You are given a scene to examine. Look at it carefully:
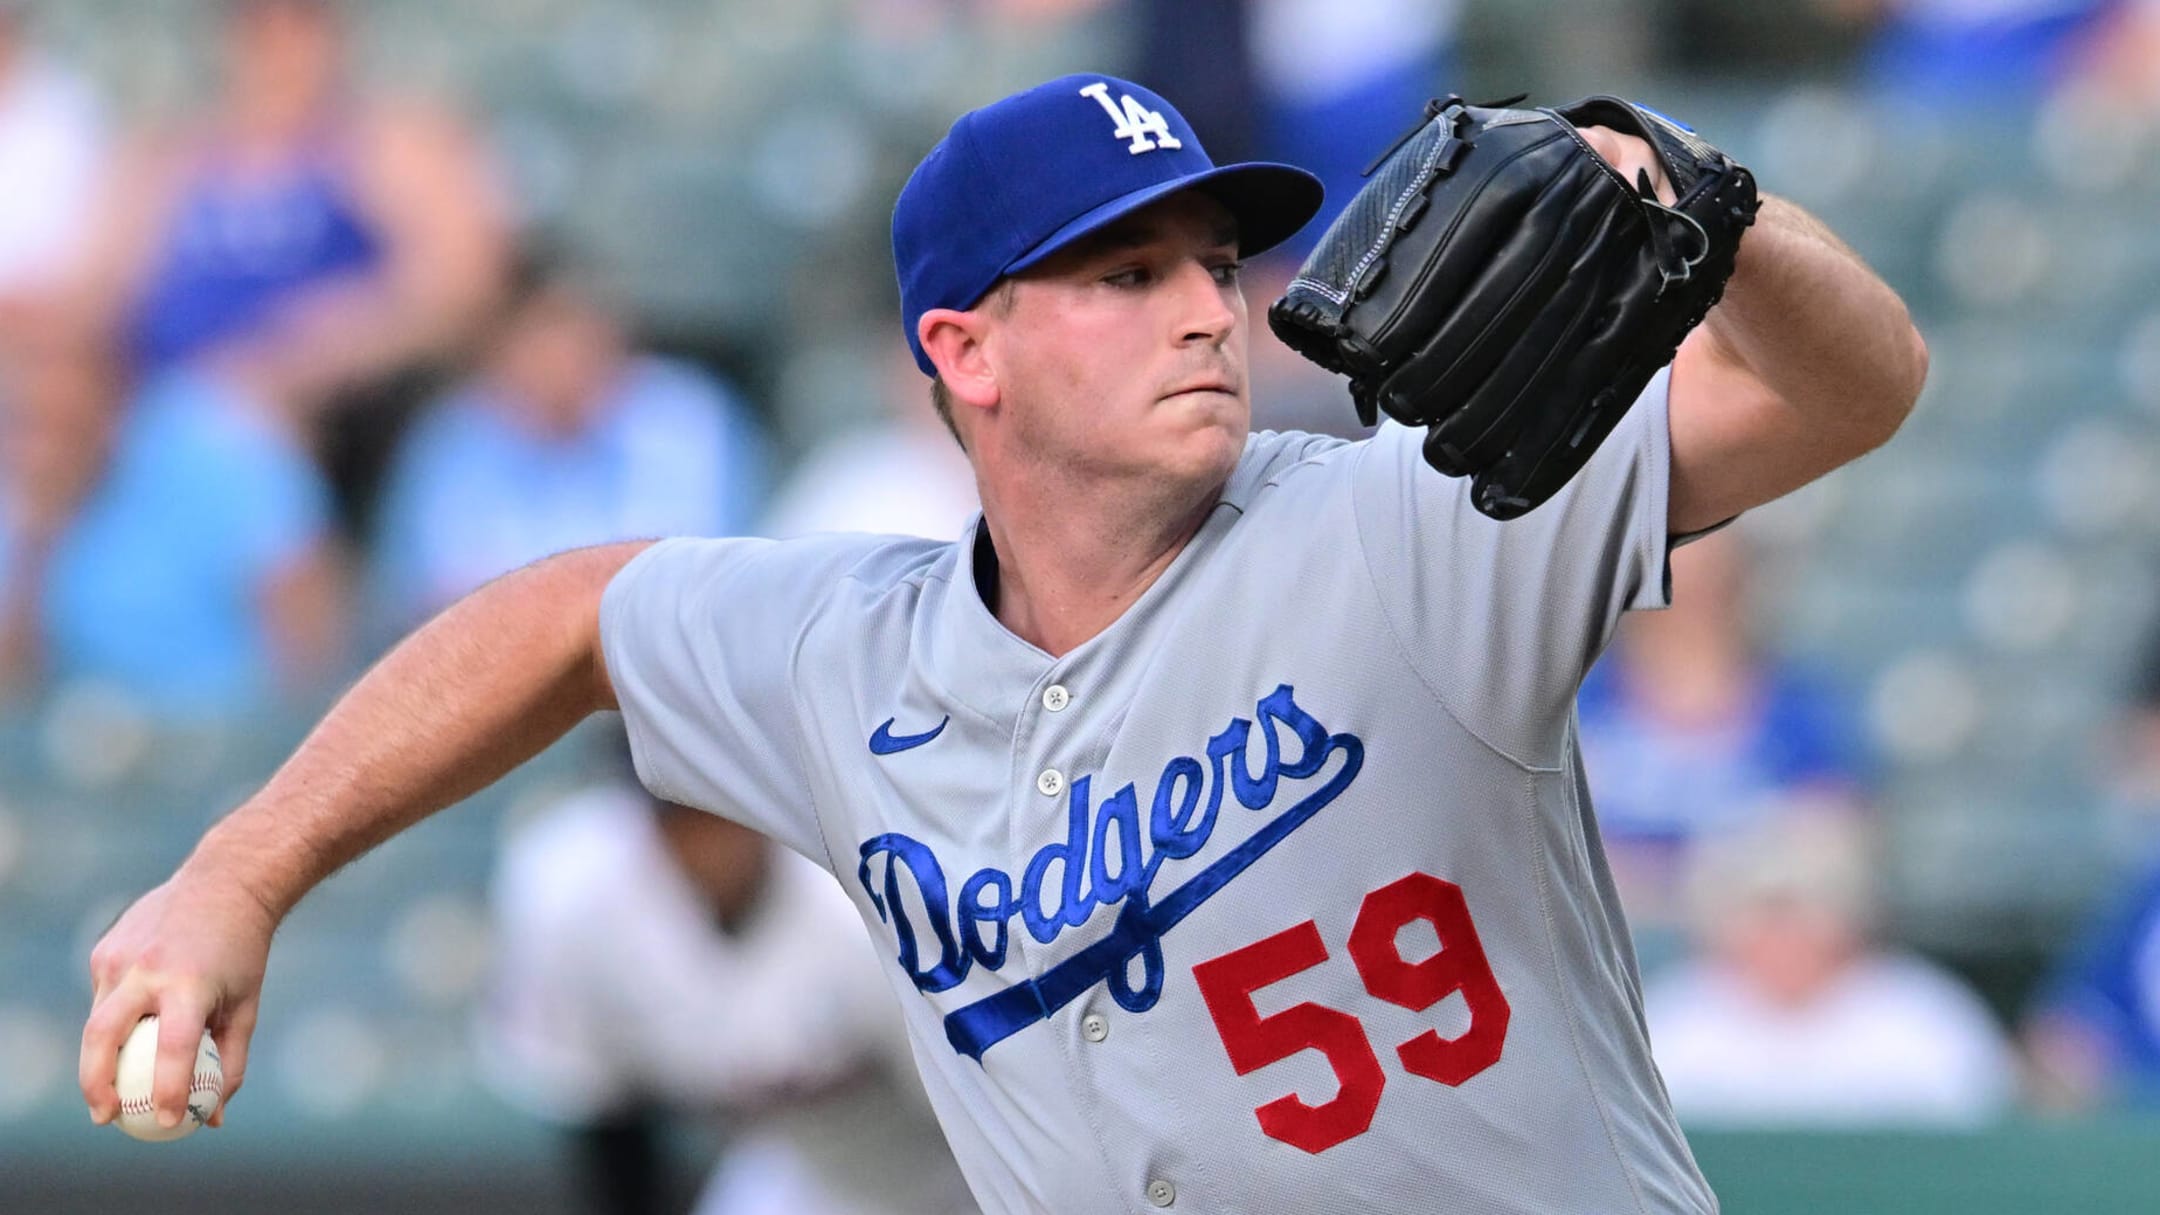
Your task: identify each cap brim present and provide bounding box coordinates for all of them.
[1004,161,1324,277]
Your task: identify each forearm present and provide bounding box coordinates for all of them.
[190,540,649,919]
[224,277,469,409]
[1701,194,1927,444]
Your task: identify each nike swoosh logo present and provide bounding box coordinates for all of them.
[870,716,949,755]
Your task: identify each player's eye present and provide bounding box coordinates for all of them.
[1103,266,1151,288]
[1211,261,1245,287]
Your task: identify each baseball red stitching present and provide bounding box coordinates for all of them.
[118,1072,220,1116]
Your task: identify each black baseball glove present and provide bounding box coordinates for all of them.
[1268,95,1759,520]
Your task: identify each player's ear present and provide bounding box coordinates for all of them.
[919,308,999,410]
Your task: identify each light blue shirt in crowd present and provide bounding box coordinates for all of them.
[11,369,330,715]
[371,355,768,627]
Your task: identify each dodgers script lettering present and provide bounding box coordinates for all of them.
[856,684,1364,1061]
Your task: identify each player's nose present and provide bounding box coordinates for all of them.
[1171,259,1237,347]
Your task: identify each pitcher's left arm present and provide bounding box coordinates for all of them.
[1663,194,1928,534]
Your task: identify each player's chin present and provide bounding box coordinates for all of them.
[1150,398,1246,477]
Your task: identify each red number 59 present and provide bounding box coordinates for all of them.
[1190,872,1511,1154]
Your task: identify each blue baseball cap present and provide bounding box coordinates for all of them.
[893,74,1324,376]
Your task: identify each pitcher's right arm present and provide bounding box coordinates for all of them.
[79,540,651,1133]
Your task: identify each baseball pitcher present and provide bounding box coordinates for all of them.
[81,74,1925,1214]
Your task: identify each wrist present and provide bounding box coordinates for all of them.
[1727,194,1780,282]
[1707,202,1793,344]
[184,808,316,925]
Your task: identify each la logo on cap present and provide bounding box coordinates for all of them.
[891,73,1322,377]
[1079,82,1182,155]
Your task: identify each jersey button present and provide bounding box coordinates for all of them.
[1081,1014,1109,1043]
[1145,1179,1176,1207]
[1042,684,1071,712]
[1036,769,1066,797]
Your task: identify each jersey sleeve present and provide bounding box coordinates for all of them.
[1351,367,1678,768]
[600,535,863,864]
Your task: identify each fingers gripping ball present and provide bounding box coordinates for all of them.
[114,1016,223,1142]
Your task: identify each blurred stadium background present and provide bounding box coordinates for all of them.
[8,0,2160,1211]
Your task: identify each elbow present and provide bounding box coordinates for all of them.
[1856,316,1929,454]
[1897,318,1931,421]
[563,540,653,715]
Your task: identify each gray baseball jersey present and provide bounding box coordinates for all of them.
[601,367,1716,1215]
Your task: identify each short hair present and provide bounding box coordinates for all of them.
[930,377,962,449]
[499,238,593,315]
[481,237,621,353]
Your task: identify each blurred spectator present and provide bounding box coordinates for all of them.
[482,760,976,1215]
[1664,0,1869,78]
[1090,0,1457,237]
[1820,0,2160,104]
[1245,0,1457,258]
[1644,811,2019,1128]
[0,325,105,699]
[1578,528,1866,939]
[2021,634,2160,1111]
[2022,862,2160,1112]
[370,248,768,629]
[64,0,509,522]
[0,331,342,715]
[0,7,107,323]
[762,341,978,542]
[2077,0,2160,102]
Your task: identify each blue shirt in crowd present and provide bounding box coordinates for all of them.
[371,355,767,626]
[2033,861,2160,1102]
[7,369,330,715]
[1576,658,1863,845]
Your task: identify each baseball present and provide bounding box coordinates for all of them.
[114,1016,223,1142]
